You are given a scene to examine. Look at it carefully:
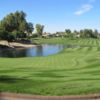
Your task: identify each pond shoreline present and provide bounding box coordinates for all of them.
[0,40,36,49]
[0,42,64,57]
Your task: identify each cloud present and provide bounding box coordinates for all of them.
[74,0,95,16]
[74,4,93,16]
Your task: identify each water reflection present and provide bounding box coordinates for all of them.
[0,44,65,58]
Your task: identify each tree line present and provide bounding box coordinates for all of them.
[55,29,99,39]
[0,11,99,41]
[0,11,44,41]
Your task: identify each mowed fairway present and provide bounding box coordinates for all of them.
[0,38,100,95]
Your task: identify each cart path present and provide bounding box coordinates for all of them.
[0,92,100,100]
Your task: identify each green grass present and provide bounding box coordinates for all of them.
[32,37,100,46]
[1,37,100,95]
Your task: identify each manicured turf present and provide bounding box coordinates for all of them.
[33,37,100,46]
[0,38,100,95]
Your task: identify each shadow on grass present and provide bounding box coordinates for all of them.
[33,72,69,78]
[0,75,25,83]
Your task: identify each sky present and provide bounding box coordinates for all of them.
[0,0,100,33]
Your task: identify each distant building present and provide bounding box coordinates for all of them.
[42,32,49,38]
[76,34,80,38]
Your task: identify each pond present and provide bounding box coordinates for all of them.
[0,44,78,58]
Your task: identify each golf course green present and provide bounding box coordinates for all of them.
[0,38,100,95]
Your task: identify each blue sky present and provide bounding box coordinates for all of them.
[0,0,100,33]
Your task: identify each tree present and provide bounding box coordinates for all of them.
[65,29,71,33]
[0,11,34,41]
[93,29,99,38]
[36,24,44,36]
[83,29,93,38]
[80,30,84,38]
[26,22,34,37]
[0,29,9,40]
[73,30,80,38]
[65,29,71,37]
